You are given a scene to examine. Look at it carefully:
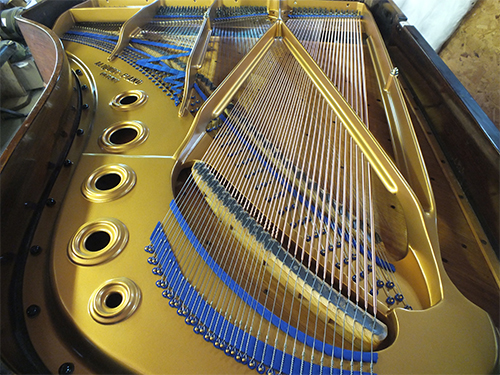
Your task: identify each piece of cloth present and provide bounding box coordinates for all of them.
[393,0,476,51]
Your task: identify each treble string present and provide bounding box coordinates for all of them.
[288,14,380,374]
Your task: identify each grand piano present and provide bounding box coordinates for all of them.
[1,1,498,374]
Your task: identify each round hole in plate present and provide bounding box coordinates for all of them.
[99,121,149,153]
[110,90,147,111]
[68,218,128,265]
[95,173,121,191]
[82,164,136,203]
[85,231,111,251]
[105,292,123,308]
[119,95,138,105]
[89,277,141,324]
[109,127,138,145]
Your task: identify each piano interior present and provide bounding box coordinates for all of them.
[1,1,498,374]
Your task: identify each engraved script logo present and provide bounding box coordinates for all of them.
[95,61,143,85]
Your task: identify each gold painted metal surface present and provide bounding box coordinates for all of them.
[12,1,499,375]
[110,89,149,111]
[178,1,216,117]
[68,217,129,265]
[70,7,143,23]
[98,121,150,153]
[89,277,142,324]
[108,0,160,62]
[81,163,137,202]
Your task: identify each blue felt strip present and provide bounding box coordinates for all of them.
[149,223,378,374]
[154,14,204,19]
[135,54,188,97]
[288,15,363,19]
[193,83,227,123]
[214,13,268,21]
[130,38,192,52]
[193,82,207,100]
[65,29,188,99]
[65,30,118,41]
[166,201,377,364]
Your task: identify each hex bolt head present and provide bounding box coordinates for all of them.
[30,246,42,256]
[26,305,41,318]
[58,363,74,374]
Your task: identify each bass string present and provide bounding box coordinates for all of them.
[305,18,344,369]
[289,20,348,290]
[328,16,351,369]
[353,17,372,313]
[298,16,370,365]
[348,15,368,310]
[232,46,304,359]
[353,16,380,369]
[314,16,339,372]
[319,18,348,369]
[240,38,322,362]
[336,17,356,370]
[201,48,285,327]
[268,18,346,370]
[184,48,278,294]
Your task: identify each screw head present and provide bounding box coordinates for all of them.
[75,69,82,76]
[30,246,42,256]
[63,159,73,167]
[26,304,41,318]
[46,198,56,207]
[82,103,89,110]
[58,363,74,374]
[81,84,88,90]
[76,129,84,136]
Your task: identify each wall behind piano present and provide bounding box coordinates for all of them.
[394,0,499,129]
[439,0,500,130]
